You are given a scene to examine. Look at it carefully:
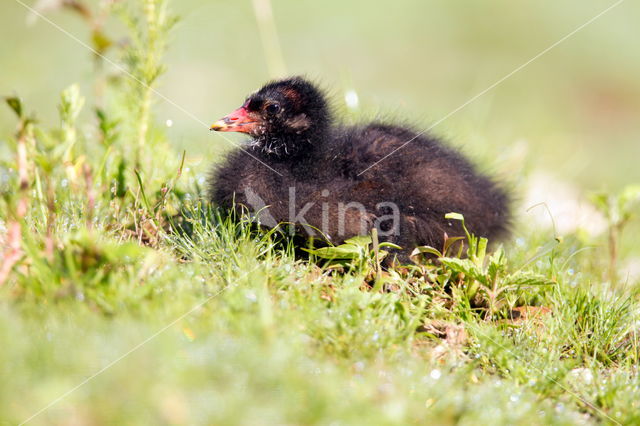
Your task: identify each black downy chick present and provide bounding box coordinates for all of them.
[209,77,510,261]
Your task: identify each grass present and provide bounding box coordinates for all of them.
[1,1,640,424]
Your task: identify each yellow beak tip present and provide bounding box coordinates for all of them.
[210,120,226,131]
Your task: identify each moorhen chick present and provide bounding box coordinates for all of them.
[209,77,510,261]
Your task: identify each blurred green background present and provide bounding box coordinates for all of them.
[1,0,639,190]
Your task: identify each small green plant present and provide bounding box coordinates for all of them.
[115,0,179,167]
[303,230,401,289]
[590,185,640,284]
[0,0,183,288]
[411,213,555,319]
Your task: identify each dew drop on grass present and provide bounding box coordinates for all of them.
[344,90,359,109]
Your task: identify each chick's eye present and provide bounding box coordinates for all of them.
[265,103,281,115]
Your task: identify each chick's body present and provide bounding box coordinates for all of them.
[210,77,510,258]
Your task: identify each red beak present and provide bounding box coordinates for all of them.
[210,105,259,133]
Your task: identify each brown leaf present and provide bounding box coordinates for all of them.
[418,320,468,347]
[508,306,552,322]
